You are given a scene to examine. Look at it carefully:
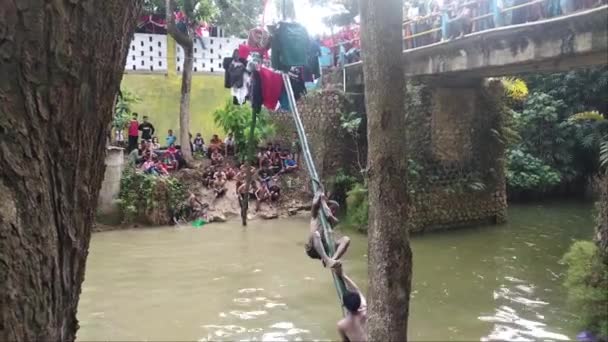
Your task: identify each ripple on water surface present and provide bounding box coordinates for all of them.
[78,203,593,341]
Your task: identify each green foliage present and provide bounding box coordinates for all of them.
[329,168,358,205]
[143,0,217,22]
[340,111,362,136]
[601,139,608,171]
[501,77,529,103]
[506,149,561,191]
[524,66,608,116]
[118,169,186,223]
[513,92,579,182]
[570,111,606,123]
[344,183,368,233]
[340,111,365,171]
[312,0,360,27]
[215,0,264,38]
[114,89,140,130]
[561,241,608,337]
[504,68,608,195]
[213,99,276,161]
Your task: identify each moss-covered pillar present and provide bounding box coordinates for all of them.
[405,77,507,232]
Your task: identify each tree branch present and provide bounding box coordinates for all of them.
[166,0,193,47]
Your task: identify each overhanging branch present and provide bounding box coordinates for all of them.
[166,0,193,47]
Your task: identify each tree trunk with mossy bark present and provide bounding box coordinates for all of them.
[166,0,194,162]
[360,0,413,340]
[0,1,141,340]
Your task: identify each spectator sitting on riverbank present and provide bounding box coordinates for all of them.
[128,142,144,168]
[281,153,298,174]
[213,169,227,198]
[166,129,177,147]
[258,166,272,189]
[208,134,223,158]
[255,181,270,211]
[268,177,281,202]
[202,166,215,188]
[224,133,236,156]
[151,137,161,150]
[193,133,205,154]
[211,148,224,165]
[225,164,237,180]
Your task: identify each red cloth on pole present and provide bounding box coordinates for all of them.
[259,67,283,111]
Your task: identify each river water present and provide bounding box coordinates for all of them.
[78,201,594,341]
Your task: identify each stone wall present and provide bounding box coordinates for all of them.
[277,75,507,232]
[271,90,363,183]
[405,77,507,232]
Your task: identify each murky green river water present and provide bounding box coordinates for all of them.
[78,201,594,341]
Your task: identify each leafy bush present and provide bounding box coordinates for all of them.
[501,77,529,103]
[117,169,186,224]
[213,99,276,161]
[506,149,561,191]
[114,89,140,130]
[329,168,359,206]
[561,241,608,338]
[345,183,369,233]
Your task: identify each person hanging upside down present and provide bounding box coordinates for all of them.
[305,189,350,269]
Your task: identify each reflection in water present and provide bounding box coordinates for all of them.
[78,202,593,341]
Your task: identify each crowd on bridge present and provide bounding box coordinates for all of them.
[403,0,606,49]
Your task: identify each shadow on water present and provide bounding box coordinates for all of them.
[78,200,594,341]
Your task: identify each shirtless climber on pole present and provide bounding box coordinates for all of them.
[334,263,368,342]
[305,186,350,269]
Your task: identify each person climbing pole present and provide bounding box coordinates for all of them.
[304,187,351,269]
[334,264,368,342]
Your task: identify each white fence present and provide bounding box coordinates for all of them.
[124,33,246,74]
[176,36,246,73]
[125,33,168,72]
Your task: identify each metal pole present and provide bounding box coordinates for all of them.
[282,73,347,314]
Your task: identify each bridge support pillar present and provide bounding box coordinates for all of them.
[405,77,507,232]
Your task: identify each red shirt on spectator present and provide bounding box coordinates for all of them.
[128,119,139,137]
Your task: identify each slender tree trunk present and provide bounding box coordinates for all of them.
[360,0,412,341]
[0,1,140,341]
[166,0,194,162]
[180,44,194,160]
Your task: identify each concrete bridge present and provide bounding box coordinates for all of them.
[330,5,608,232]
[345,6,608,91]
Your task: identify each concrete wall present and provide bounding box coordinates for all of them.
[97,147,125,224]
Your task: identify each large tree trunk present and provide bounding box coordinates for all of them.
[179,44,194,160]
[360,0,412,341]
[0,1,140,341]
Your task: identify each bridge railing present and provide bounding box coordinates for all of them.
[402,0,604,50]
[326,0,604,69]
